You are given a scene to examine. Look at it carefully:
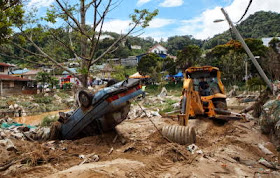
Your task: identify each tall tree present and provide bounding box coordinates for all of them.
[0,0,24,44]
[176,45,202,70]
[8,0,158,87]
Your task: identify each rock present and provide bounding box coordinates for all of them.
[0,130,7,139]
[172,102,180,109]
[158,87,168,98]
[54,94,62,103]
[11,132,24,139]
[32,103,40,108]
[44,93,49,97]
[0,139,17,151]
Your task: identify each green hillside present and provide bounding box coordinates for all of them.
[203,11,280,49]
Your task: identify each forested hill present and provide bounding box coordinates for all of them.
[203,11,280,49]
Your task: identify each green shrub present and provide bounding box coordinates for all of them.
[40,115,58,127]
[34,96,53,104]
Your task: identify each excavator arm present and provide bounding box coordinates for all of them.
[178,78,204,126]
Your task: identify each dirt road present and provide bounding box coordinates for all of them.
[1,99,279,177]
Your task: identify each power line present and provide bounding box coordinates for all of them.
[236,0,253,24]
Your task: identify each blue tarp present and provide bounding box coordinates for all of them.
[173,72,183,78]
[62,68,77,75]
[10,69,30,75]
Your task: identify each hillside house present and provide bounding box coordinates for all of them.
[0,63,36,95]
[148,44,168,54]
[0,63,14,74]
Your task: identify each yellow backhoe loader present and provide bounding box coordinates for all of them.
[162,66,244,144]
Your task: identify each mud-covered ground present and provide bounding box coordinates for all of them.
[0,96,279,178]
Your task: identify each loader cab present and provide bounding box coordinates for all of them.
[185,66,226,96]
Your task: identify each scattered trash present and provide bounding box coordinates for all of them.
[196,150,203,154]
[258,158,279,169]
[108,147,114,155]
[89,154,99,162]
[79,155,85,159]
[172,102,180,109]
[158,87,168,98]
[187,144,198,154]
[79,153,100,165]
[258,143,273,155]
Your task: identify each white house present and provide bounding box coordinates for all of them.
[148,44,167,54]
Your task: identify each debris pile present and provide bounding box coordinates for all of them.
[127,104,161,120]
[259,98,280,147]
[0,117,51,145]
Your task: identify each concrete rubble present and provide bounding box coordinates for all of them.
[127,104,161,119]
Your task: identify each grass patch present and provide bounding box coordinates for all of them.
[40,115,58,127]
[146,82,183,96]
[34,96,53,104]
[56,92,71,99]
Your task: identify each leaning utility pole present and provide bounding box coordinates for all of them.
[220,8,273,91]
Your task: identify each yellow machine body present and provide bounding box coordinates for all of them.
[179,66,228,125]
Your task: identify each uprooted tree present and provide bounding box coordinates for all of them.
[5,0,158,87]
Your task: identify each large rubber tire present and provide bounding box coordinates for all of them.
[78,90,93,108]
[162,125,196,145]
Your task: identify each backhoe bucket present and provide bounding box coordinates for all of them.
[162,125,196,145]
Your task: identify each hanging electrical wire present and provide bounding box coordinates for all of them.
[235,0,253,24]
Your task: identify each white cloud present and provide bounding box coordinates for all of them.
[27,0,55,8]
[101,19,131,33]
[137,0,152,6]
[176,0,280,39]
[159,0,184,7]
[148,18,175,28]
[141,31,169,41]
[99,18,174,35]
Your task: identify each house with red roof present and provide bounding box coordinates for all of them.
[148,44,168,54]
[0,63,36,95]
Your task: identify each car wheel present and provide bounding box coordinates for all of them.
[78,90,92,108]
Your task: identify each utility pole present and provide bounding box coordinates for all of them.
[220,8,273,91]
[245,58,248,87]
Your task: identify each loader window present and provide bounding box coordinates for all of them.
[189,71,221,95]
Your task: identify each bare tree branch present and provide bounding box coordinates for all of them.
[89,0,112,59]
[56,0,92,40]
[10,41,45,58]
[0,52,41,65]
[22,34,78,78]
[91,13,145,65]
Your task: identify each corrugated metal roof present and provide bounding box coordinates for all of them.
[11,69,30,75]
[62,68,77,75]
[0,63,14,67]
[0,74,31,81]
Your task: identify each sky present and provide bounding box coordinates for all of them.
[26,0,280,41]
